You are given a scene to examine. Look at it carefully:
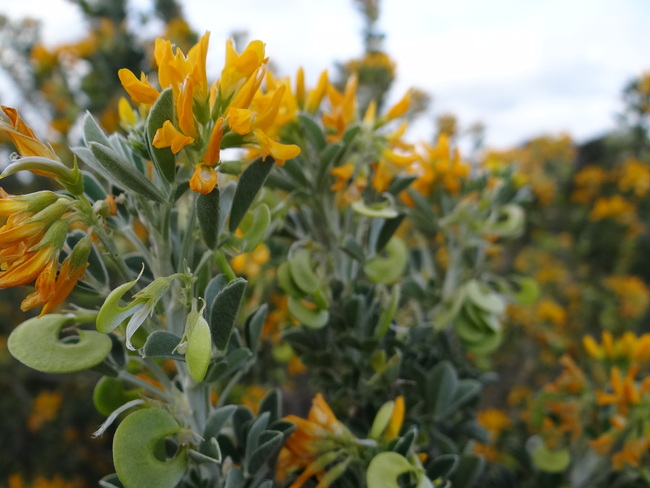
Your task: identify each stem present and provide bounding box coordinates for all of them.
[118,370,174,403]
[216,367,249,408]
[178,193,198,273]
[215,251,237,281]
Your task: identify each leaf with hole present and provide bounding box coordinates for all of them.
[113,409,187,488]
[8,314,112,373]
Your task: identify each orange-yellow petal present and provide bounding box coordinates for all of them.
[384,395,405,440]
[228,107,253,135]
[118,69,160,105]
[189,163,218,194]
[152,120,194,154]
[0,106,58,159]
[203,117,226,166]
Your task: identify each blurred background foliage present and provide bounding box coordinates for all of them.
[2,0,650,487]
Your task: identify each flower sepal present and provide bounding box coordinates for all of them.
[1,156,84,195]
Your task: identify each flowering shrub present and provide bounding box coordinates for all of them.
[0,26,534,487]
[3,4,650,488]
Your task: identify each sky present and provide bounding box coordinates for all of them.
[2,0,650,149]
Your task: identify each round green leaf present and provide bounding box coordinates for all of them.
[364,237,408,284]
[93,376,142,417]
[8,314,112,373]
[288,296,329,329]
[288,249,320,295]
[367,452,415,487]
[113,409,187,488]
[531,444,570,473]
[464,280,505,315]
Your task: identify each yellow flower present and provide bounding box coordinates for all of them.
[27,390,63,432]
[322,74,357,142]
[155,32,210,101]
[603,275,650,319]
[21,236,91,316]
[219,39,267,104]
[152,120,194,154]
[477,409,511,440]
[279,394,352,487]
[118,97,137,126]
[117,69,160,105]
[252,128,300,163]
[381,90,411,123]
[0,106,58,159]
[536,299,567,327]
[304,70,329,114]
[383,395,405,441]
[189,163,218,195]
[589,195,636,223]
[617,157,650,198]
[330,163,355,192]
[595,366,642,416]
[611,438,650,470]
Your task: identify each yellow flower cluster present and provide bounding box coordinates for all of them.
[583,331,650,362]
[118,34,301,194]
[603,275,650,319]
[27,390,63,432]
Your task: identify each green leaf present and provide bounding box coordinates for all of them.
[204,405,238,440]
[449,454,485,488]
[316,143,343,184]
[8,314,112,373]
[209,278,247,350]
[364,237,408,284]
[224,347,253,375]
[387,175,417,195]
[229,157,275,232]
[204,274,228,319]
[246,430,284,475]
[224,467,245,488]
[352,200,399,219]
[375,285,400,338]
[288,249,320,295]
[426,454,459,481]
[428,361,458,419]
[442,380,482,417]
[197,186,220,248]
[90,143,166,202]
[394,426,418,456]
[93,377,141,417]
[369,400,395,440]
[511,276,540,306]
[245,412,270,454]
[113,409,187,488]
[299,113,326,151]
[366,452,415,487]
[83,112,111,147]
[288,297,329,329]
[531,443,571,473]
[258,389,281,422]
[277,262,305,298]
[464,280,505,315]
[244,304,268,353]
[142,331,184,361]
[375,214,406,253]
[82,171,107,202]
[231,203,271,252]
[146,88,176,183]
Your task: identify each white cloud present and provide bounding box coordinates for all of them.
[2,0,650,148]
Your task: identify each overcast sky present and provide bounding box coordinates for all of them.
[2,0,650,149]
